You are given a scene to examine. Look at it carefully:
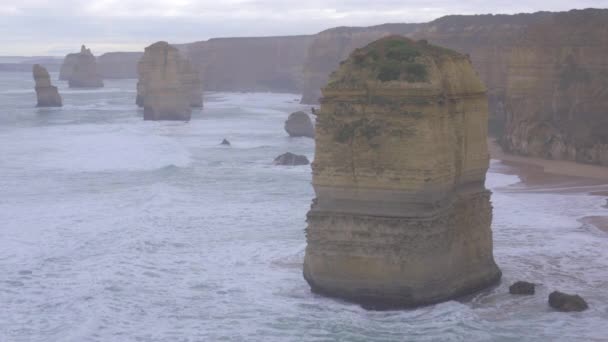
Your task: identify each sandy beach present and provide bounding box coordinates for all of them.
[489,139,608,233]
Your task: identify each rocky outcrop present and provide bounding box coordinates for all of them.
[136,42,195,121]
[285,111,315,138]
[32,64,62,107]
[181,35,314,93]
[60,45,104,88]
[303,37,501,308]
[97,52,143,79]
[509,281,535,295]
[274,152,309,166]
[548,291,589,312]
[502,9,608,166]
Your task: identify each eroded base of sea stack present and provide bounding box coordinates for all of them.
[304,188,501,308]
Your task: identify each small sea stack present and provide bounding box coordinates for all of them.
[303,36,501,308]
[32,64,62,107]
[549,291,589,312]
[60,45,104,88]
[136,41,203,120]
[285,111,315,138]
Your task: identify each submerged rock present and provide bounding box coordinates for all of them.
[32,64,62,107]
[274,152,309,166]
[285,111,315,138]
[136,41,202,116]
[62,45,104,88]
[136,42,194,121]
[303,36,501,308]
[221,139,231,146]
[548,291,589,312]
[509,281,535,295]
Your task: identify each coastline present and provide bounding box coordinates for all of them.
[488,138,608,233]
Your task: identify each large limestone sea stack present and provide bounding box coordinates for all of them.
[60,45,104,88]
[32,64,62,107]
[303,36,501,308]
[136,42,203,120]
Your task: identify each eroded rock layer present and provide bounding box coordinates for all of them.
[304,37,501,308]
[32,64,62,107]
[502,9,608,165]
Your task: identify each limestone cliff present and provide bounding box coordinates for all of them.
[299,14,546,135]
[61,45,104,88]
[136,42,194,121]
[502,9,608,166]
[32,64,62,107]
[97,52,143,79]
[181,35,314,93]
[304,37,501,308]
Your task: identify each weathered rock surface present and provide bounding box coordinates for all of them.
[509,281,535,295]
[548,291,589,312]
[274,152,309,166]
[303,37,501,308]
[97,52,143,79]
[60,45,104,88]
[502,9,608,166]
[136,42,202,121]
[285,111,315,138]
[32,64,62,107]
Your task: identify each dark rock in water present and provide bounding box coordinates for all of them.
[509,281,535,295]
[285,111,315,138]
[274,152,309,166]
[221,139,231,146]
[548,291,588,312]
[32,64,62,107]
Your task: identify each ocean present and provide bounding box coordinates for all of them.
[1,71,607,341]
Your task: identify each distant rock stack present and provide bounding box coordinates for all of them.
[60,45,104,88]
[32,64,62,107]
[303,36,501,308]
[136,41,203,120]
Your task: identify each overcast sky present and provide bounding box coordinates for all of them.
[0,0,606,55]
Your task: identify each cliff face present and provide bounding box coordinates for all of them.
[304,37,501,308]
[137,42,196,121]
[299,14,546,134]
[32,64,62,107]
[502,9,608,166]
[181,35,314,93]
[61,45,104,88]
[97,52,143,79]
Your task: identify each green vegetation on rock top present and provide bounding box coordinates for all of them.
[328,36,464,88]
